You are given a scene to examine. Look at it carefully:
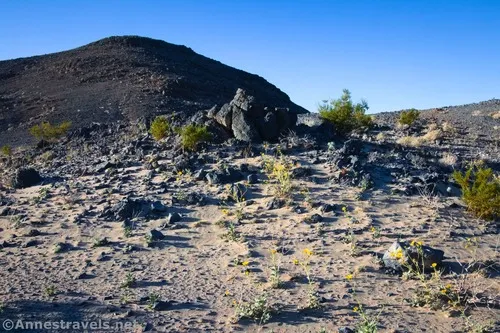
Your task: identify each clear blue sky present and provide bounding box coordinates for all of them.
[0,1,499,113]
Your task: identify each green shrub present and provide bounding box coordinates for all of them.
[29,121,71,141]
[319,89,373,136]
[1,145,12,156]
[150,116,171,141]
[176,124,211,151]
[399,109,420,126]
[453,165,500,220]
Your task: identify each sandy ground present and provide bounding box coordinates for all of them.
[0,149,498,333]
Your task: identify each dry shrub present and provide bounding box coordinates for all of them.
[490,111,500,119]
[422,129,442,142]
[397,136,421,147]
[441,121,456,133]
[397,130,442,147]
[439,153,458,166]
[375,132,385,141]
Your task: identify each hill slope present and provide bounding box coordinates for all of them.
[0,36,308,146]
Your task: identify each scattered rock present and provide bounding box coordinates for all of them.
[148,229,165,241]
[266,197,285,210]
[247,174,258,184]
[167,212,182,224]
[151,300,174,311]
[303,214,323,224]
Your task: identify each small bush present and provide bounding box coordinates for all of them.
[1,145,12,156]
[398,109,420,126]
[261,153,293,198]
[319,89,373,136]
[176,124,211,151]
[29,121,71,141]
[453,165,500,220]
[233,294,272,323]
[150,116,171,141]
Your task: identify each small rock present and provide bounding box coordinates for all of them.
[152,300,174,311]
[167,212,182,224]
[247,174,258,184]
[148,229,165,241]
[320,203,335,213]
[194,169,207,181]
[382,241,444,272]
[205,172,221,185]
[303,214,323,224]
[24,229,41,237]
[150,201,167,213]
[266,197,285,210]
[338,327,355,333]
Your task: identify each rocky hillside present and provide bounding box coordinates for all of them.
[0,36,307,146]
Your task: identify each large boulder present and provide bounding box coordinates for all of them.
[11,168,42,189]
[209,89,298,142]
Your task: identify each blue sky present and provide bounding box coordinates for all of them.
[0,1,499,113]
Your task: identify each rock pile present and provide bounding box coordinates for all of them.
[208,89,298,142]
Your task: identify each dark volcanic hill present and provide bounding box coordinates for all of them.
[0,36,308,146]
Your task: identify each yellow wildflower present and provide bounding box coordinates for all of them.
[242,261,250,267]
[224,290,230,296]
[345,274,353,281]
[410,240,423,247]
[370,226,376,232]
[353,306,359,312]
[303,248,313,256]
[293,258,299,265]
[270,249,277,255]
[431,263,437,268]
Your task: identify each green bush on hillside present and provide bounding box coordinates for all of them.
[150,116,171,141]
[1,145,12,157]
[319,89,373,136]
[176,124,211,151]
[453,165,500,220]
[29,121,71,141]
[398,109,420,126]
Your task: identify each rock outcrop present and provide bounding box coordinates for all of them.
[208,89,298,142]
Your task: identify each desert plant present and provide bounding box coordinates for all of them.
[1,145,12,157]
[150,116,170,141]
[29,121,71,141]
[176,124,211,151]
[120,272,136,288]
[453,165,500,220]
[233,294,272,324]
[319,89,373,136]
[221,222,242,242]
[296,248,320,309]
[44,285,57,297]
[398,109,420,126]
[268,249,282,289]
[147,292,161,310]
[261,152,294,198]
[91,237,110,248]
[353,304,381,333]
